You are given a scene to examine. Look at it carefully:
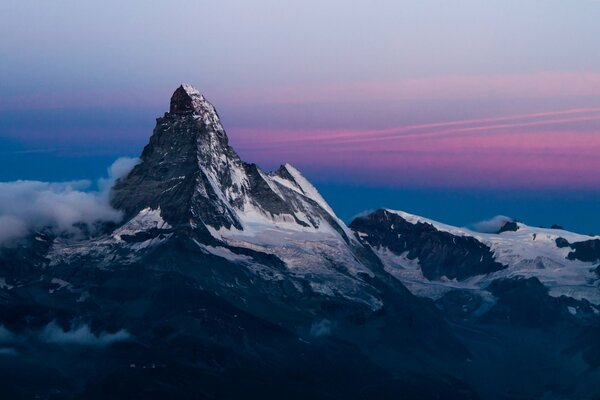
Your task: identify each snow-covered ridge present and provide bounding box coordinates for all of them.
[112,207,171,240]
[362,209,600,305]
[384,209,598,243]
[277,164,335,215]
[47,208,172,268]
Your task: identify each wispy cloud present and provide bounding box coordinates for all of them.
[230,103,600,188]
[470,216,515,233]
[233,107,600,145]
[309,319,336,337]
[0,322,131,348]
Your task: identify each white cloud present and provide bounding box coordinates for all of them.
[0,157,139,246]
[0,348,18,356]
[0,322,131,347]
[40,321,131,346]
[98,156,140,195]
[471,215,514,233]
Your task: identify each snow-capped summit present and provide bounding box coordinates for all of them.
[170,84,207,113]
[112,85,345,235]
[109,84,378,307]
[169,84,225,131]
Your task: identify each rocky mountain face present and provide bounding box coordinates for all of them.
[1,85,599,399]
[350,209,507,281]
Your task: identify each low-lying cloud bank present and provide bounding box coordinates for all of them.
[0,157,139,246]
[0,325,14,342]
[40,321,131,346]
[0,322,132,348]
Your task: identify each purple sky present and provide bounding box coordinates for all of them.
[223,73,600,188]
[1,0,600,231]
[3,72,599,189]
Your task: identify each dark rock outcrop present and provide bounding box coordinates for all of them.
[554,237,600,262]
[566,239,600,262]
[484,277,573,327]
[498,221,519,233]
[350,209,507,281]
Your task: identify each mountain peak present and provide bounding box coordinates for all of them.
[169,84,208,114]
[112,84,350,241]
[180,83,201,96]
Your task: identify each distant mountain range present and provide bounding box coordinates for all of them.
[0,85,599,399]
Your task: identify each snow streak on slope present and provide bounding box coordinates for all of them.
[48,207,173,268]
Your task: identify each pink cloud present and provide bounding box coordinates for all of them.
[4,71,600,190]
[230,107,600,145]
[230,104,600,189]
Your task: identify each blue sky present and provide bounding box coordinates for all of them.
[1,0,600,232]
